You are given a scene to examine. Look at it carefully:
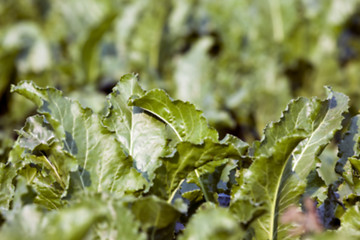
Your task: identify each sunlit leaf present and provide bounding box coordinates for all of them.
[130,88,218,143]
[231,89,348,240]
[102,74,167,182]
[292,88,349,180]
[151,139,242,200]
[11,81,147,199]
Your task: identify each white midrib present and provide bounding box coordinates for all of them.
[79,126,89,190]
[163,114,183,203]
[269,118,326,238]
[269,157,288,240]
[42,153,64,188]
[129,111,134,157]
[142,108,185,203]
[138,103,206,204]
[142,109,183,142]
[292,107,331,174]
[129,79,134,156]
[272,104,334,238]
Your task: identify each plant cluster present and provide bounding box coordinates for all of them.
[1,74,360,239]
[2,1,360,239]
[2,0,360,151]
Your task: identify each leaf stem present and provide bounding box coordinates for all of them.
[195,169,210,202]
[41,153,65,188]
[151,211,161,240]
[168,179,185,204]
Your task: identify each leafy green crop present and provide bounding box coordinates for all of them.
[2,0,360,151]
[1,74,360,239]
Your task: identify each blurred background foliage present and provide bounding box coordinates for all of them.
[2,0,360,162]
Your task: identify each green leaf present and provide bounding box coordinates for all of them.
[186,134,248,185]
[337,161,358,199]
[230,198,266,225]
[151,139,243,201]
[131,195,180,230]
[9,116,75,208]
[337,115,360,173]
[231,89,348,240]
[93,197,147,240]
[0,163,16,211]
[10,176,37,212]
[304,170,327,203]
[0,205,44,240]
[17,115,57,151]
[220,134,249,157]
[182,189,203,202]
[292,88,349,180]
[186,160,229,203]
[349,158,360,173]
[130,89,245,201]
[317,149,339,186]
[81,12,119,83]
[185,134,248,201]
[179,206,245,240]
[239,138,306,240]
[0,203,104,240]
[8,139,74,209]
[102,74,145,152]
[338,204,360,237]
[312,204,360,239]
[0,195,146,240]
[103,74,167,182]
[336,115,360,199]
[129,88,218,143]
[11,81,147,198]
[16,115,77,191]
[3,143,28,209]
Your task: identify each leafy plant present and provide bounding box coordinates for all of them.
[2,0,360,153]
[1,74,360,239]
